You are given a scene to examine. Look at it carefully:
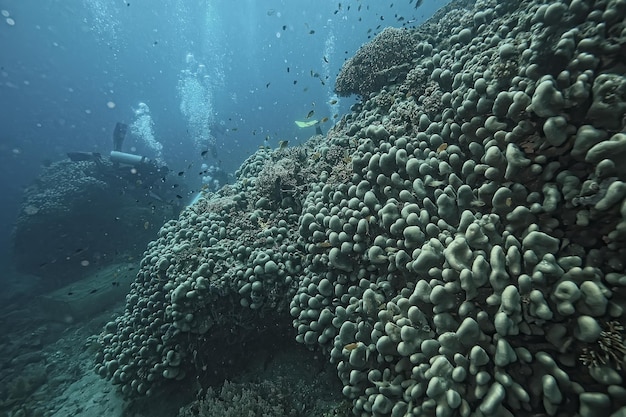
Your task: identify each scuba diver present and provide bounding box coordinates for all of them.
[113,121,127,152]
[66,122,185,209]
[109,121,170,189]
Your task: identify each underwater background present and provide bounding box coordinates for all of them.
[0,0,439,258]
[1,0,626,416]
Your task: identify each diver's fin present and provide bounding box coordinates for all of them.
[67,152,98,162]
[294,120,318,128]
[113,122,128,152]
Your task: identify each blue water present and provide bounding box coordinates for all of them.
[0,0,446,257]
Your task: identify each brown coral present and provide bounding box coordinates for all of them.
[335,27,419,97]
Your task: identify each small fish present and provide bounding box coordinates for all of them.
[320,117,329,123]
[333,113,339,119]
[178,171,185,176]
[426,180,446,188]
[287,67,290,72]
[176,194,183,199]
[318,241,332,248]
[306,110,315,119]
[90,289,98,294]
[323,56,328,63]
[344,342,359,351]
[282,25,287,30]
[278,140,289,149]
[329,99,338,105]
[143,221,150,230]
[505,197,513,207]
[201,150,209,157]
[437,143,448,153]
[293,80,298,85]
[266,82,271,88]
[309,30,315,34]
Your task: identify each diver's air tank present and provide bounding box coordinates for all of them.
[110,151,151,166]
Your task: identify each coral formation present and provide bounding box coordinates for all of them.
[95,147,318,397]
[13,158,178,282]
[97,0,626,415]
[177,380,300,417]
[335,27,422,98]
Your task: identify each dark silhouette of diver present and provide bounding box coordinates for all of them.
[66,122,181,206]
[113,121,127,152]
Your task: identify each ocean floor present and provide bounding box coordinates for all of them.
[0,264,126,417]
[0,262,343,417]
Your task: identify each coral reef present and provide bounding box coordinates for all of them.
[97,0,626,416]
[12,158,179,283]
[335,27,421,98]
[94,145,336,397]
[177,380,300,417]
